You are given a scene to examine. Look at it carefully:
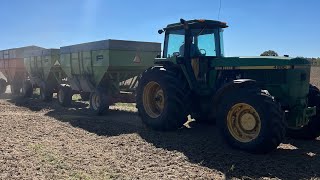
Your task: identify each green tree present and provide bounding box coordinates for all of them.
[260,50,279,56]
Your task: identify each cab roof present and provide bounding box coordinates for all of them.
[164,19,228,31]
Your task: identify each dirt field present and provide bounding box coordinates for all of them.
[0,68,320,179]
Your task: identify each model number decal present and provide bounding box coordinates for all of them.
[273,66,288,69]
[215,66,235,70]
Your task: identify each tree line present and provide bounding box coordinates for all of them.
[260,50,320,66]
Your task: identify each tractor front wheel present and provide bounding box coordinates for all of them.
[57,85,72,107]
[287,84,320,139]
[217,87,285,153]
[136,66,191,131]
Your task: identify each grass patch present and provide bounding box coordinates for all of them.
[29,143,69,170]
[29,143,44,153]
[33,88,40,96]
[68,171,91,180]
[114,103,136,108]
[72,94,82,101]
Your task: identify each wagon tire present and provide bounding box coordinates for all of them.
[90,89,109,115]
[11,84,21,95]
[57,85,72,107]
[0,79,7,95]
[40,83,53,102]
[22,80,33,98]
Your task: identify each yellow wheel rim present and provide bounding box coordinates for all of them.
[227,103,261,143]
[143,81,165,118]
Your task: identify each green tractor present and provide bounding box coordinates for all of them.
[136,19,320,153]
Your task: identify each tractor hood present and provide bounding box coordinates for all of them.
[212,56,310,69]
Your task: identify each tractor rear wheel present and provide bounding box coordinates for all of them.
[80,92,90,101]
[136,66,191,131]
[22,80,33,98]
[287,84,320,139]
[90,89,109,115]
[40,83,53,102]
[0,79,7,95]
[57,85,72,107]
[217,87,285,153]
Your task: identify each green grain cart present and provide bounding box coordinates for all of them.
[0,46,44,95]
[136,19,320,153]
[23,49,65,101]
[58,39,161,114]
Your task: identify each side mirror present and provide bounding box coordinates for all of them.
[158,29,164,34]
[173,52,180,57]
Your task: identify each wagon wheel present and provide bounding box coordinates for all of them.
[11,84,21,95]
[40,83,53,102]
[57,84,72,107]
[90,89,110,115]
[0,79,7,95]
[21,80,33,98]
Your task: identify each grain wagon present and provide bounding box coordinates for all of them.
[0,46,44,94]
[58,39,161,114]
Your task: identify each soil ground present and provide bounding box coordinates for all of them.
[0,67,320,179]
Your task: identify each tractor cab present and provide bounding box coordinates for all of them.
[160,19,227,58]
[156,19,228,93]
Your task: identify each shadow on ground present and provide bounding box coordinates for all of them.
[4,93,88,111]
[5,96,320,179]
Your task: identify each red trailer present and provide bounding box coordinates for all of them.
[0,46,44,94]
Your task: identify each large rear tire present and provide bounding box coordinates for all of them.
[90,89,109,115]
[217,86,285,154]
[57,85,72,107]
[0,79,7,95]
[287,84,320,139]
[136,66,191,131]
[22,80,33,98]
[40,83,53,102]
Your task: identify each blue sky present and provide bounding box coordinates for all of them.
[0,0,319,57]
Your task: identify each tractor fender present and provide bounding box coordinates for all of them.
[213,79,258,113]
